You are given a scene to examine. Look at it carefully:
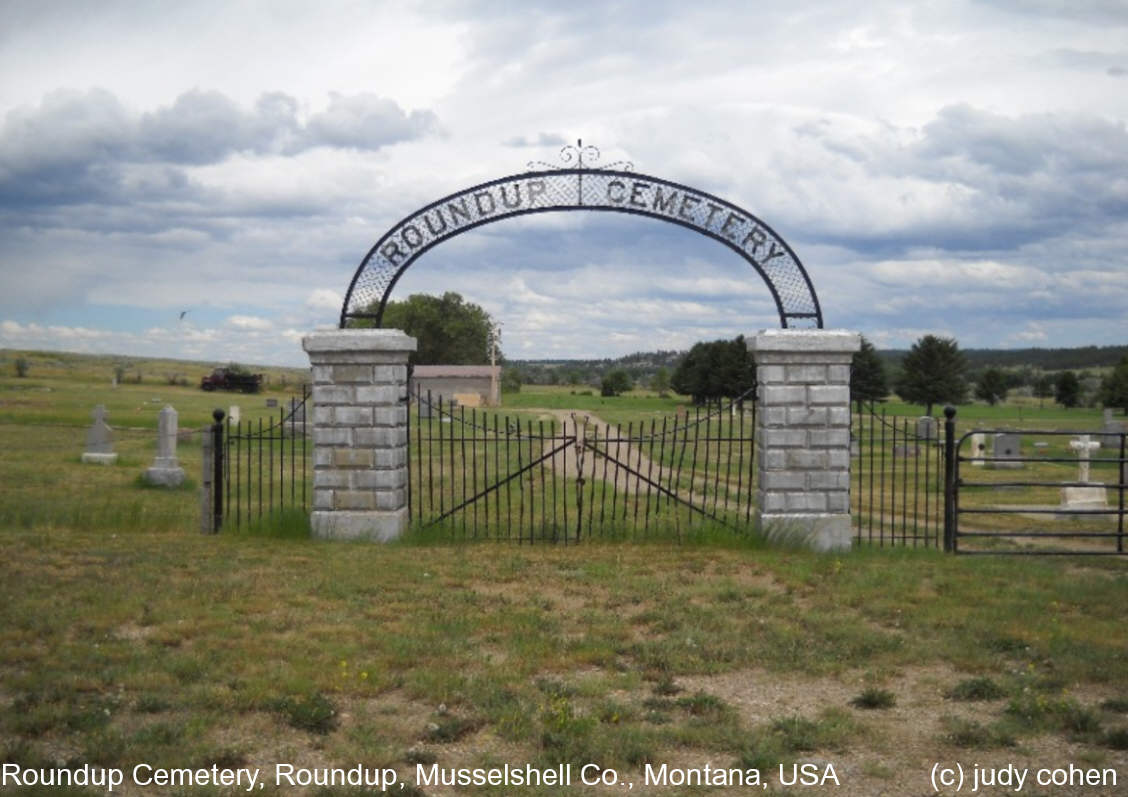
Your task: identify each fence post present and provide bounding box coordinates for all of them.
[212,408,225,533]
[943,405,957,553]
[200,425,213,534]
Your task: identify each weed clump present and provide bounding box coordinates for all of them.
[945,677,1006,702]
[940,716,1016,749]
[850,687,896,710]
[271,693,338,734]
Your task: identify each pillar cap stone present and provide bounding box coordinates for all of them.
[749,329,861,354]
[302,328,417,354]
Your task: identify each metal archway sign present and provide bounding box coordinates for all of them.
[340,143,822,329]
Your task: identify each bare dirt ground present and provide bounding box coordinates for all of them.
[536,409,747,514]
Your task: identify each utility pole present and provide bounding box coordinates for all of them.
[488,322,502,406]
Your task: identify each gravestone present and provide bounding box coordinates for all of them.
[266,398,278,408]
[289,396,306,423]
[990,433,1023,469]
[850,435,860,458]
[81,405,118,465]
[893,445,918,458]
[915,416,936,441]
[143,405,186,487]
[417,393,433,419]
[1099,408,1126,449]
[228,404,241,425]
[1061,435,1106,510]
[969,432,986,466]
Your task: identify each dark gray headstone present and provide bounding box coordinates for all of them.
[893,445,918,458]
[266,398,278,408]
[991,433,1023,469]
[1098,408,1125,448]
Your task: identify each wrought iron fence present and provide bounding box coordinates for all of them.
[408,386,757,541]
[209,386,311,532]
[852,403,946,548]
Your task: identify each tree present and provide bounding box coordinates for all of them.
[1099,357,1128,414]
[600,369,633,397]
[1032,373,1054,408]
[895,335,968,416]
[850,337,888,411]
[14,357,28,378]
[500,368,522,394]
[1055,370,1081,408]
[650,366,671,397]
[671,335,755,406]
[974,367,1008,406]
[365,292,495,366]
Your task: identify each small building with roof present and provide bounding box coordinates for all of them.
[409,365,500,408]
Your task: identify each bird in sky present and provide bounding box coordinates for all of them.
[178,310,189,321]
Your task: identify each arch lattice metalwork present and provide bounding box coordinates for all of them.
[340,144,822,329]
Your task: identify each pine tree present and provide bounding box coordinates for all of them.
[1055,370,1081,408]
[850,337,888,412]
[1099,357,1128,414]
[974,368,1008,406]
[895,335,968,416]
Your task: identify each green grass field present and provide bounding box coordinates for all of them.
[1,355,1126,795]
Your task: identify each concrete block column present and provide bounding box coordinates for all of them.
[750,329,860,552]
[302,329,417,541]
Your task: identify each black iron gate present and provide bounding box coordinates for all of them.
[852,403,947,548]
[946,414,1127,556]
[408,386,756,541]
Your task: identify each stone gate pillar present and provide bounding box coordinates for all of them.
[303,329,416,541]
[750,329,860,552]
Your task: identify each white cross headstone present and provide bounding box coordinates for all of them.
[81,404,118,464]
[143,405,186,487]
[1069,434,1100,484]
[1061,434,1107,510]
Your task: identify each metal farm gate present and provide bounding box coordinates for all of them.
[407,386,757,541]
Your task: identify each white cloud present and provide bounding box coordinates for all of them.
[226,315,272,331]
[0,1,1125,360]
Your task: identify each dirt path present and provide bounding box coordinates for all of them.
[536,409,749,513]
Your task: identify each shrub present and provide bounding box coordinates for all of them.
[850,687,896,710]
[945,677,1006,702]
[271,693,338,734]
[14,357,29,377]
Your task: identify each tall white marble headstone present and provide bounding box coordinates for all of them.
[143,405,186,487]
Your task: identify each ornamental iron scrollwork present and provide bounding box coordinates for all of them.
[340,142,822,329]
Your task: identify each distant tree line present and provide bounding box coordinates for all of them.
[354,291,1125,412]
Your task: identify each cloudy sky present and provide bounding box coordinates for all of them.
[1,0,1125,365]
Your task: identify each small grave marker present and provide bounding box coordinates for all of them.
[81,404,118,465]
[969,433,986,466]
